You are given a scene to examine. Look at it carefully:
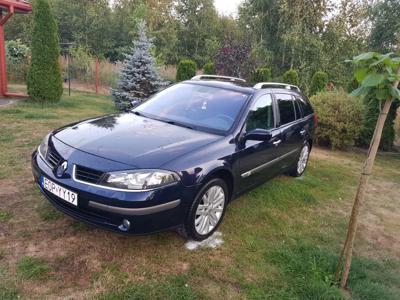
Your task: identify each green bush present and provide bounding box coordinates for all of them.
[176,59,197,81]
[357,94,399,151]
[310,71,328,95]
[6,40,30,83]
[282,69,299,86]
[251,67,272,83]
[203,62,215,75]
[310,90,364,149]
[27,0,63,103]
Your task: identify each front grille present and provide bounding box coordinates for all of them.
[75,165,104,184]
[46,149,62,168]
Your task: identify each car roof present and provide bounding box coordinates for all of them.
[183,80,256,94]
[184,80,305,97]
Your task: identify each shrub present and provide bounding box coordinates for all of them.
[310,90,364,149]
[5,39,29,62]
[203,62,215,75]
[310,71,328,95]
[176,59,197,81]
[357,94,400,151]
[282,69,299,86]
[6,40,29,83]
[214,37,255,79]
[27,0,63,103]
[251,67,272,83]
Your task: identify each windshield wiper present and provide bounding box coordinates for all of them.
[165,120,194,130]
[132,111,194,130]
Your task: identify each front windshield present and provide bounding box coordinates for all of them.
[136,83,250,132]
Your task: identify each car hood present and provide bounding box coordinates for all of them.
[53,113,221,169]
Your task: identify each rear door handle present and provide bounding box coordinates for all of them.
[273,139,282,147]
[300,129,306,136]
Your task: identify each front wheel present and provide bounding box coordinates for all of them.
[183,178,228,241]
[290,143,310,177]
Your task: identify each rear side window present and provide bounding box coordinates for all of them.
[276,94,296,125]
[246,94,274,131]
[297,97,314,116]
[294,99,302,119]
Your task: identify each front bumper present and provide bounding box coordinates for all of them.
[31,147,197,235]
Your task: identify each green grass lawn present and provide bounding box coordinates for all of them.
[0,91,399,300]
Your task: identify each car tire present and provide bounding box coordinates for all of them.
[289,142,310,177]
[182,178,228,241]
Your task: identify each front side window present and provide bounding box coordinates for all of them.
[276,93,296,125]
[246,94,274,131]
[137,83,250,132]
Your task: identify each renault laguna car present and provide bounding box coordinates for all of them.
[31,75,316,241]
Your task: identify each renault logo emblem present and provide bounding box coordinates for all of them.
[56,161,68,177]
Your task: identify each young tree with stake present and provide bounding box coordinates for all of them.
[335,52,400,288]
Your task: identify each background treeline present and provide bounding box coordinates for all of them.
[5,0,399,85]
[4,0,400,150]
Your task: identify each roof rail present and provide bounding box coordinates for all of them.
[254,82,301,92]
[191,75,246,83]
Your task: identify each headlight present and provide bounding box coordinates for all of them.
[102,170,179,190]
[38,133,51,159]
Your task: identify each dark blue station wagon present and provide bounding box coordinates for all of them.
[32,75,316,241]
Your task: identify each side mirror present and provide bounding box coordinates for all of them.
[245,129,272,141]
[130,100,141,108]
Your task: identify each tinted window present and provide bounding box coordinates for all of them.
[276,94,296,125]
[137,83,249,132]
[246,94,274,131]
[297,97,314,116]
[294,99,302,119]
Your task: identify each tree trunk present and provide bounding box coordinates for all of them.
[335,68,400,288]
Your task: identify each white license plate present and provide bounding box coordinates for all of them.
[41,177,78,206]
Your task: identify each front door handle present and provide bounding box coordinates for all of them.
[273,139,282,147]
[300,129,306,136]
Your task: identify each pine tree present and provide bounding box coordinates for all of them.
[112,21,167,110]
[27,0,63,103]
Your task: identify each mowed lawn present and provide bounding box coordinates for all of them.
[0,91,399,300]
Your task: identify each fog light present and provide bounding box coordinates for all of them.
[118,219,131,232]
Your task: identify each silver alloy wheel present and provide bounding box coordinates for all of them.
[195,185,225,236]
[297,145,309,174]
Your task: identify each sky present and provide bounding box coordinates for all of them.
[214,0,244,16]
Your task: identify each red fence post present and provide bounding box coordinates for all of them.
[0,21,7,97]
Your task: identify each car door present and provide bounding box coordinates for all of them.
[274,93,303,170]
[236,94,284,191]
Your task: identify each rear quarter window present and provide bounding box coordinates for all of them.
[276,93,296,125]
[297,96,314,116]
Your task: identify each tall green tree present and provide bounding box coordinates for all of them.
[175,0,219,66]
[368,0,400,53]
[50,0,113,57]
[27,0,63,103]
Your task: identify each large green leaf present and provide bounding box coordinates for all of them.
[353,52,375,62]
[370,53,393,67]
[361,72,385,87]
[375,88,389,100]
[354,68,368,83]
[351,86,369,97]
[390,86,400,100]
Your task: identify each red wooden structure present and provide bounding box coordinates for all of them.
[0,0,32,98]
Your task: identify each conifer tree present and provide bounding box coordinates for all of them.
[27,0,63,103]
[112,21,167,110]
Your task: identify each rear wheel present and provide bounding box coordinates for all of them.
[290,143,310,177]
[183,178,228,241]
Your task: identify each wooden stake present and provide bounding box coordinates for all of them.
[336,67,400,288]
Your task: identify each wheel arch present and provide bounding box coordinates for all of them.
[201,168,234,201]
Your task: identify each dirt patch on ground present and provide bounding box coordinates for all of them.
[312,148,400,259]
